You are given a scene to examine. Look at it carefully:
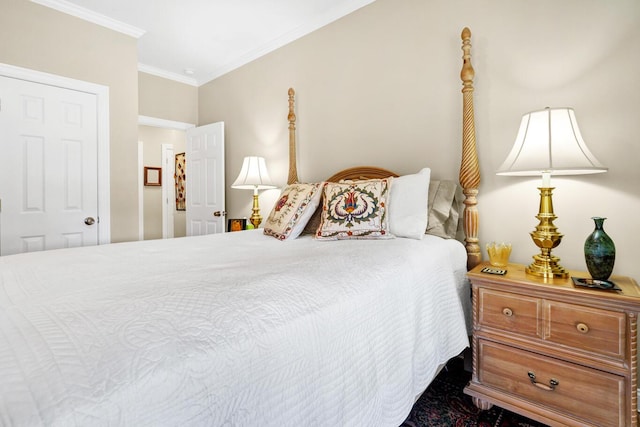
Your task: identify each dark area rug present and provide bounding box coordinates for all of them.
[401,357,549,427]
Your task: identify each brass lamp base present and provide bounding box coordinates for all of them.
[526,187,569,279]
[526,254,568,279]
[249,193,263,229]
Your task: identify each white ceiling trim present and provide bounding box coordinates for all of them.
[31,0,375,86]
[139,115,195,131]
[138,64,198,87]
[199,0,376,84]
[30,0,146,38]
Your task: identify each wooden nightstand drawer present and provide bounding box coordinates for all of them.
[478,288,540,338]
[478,340,625,427]
[546,300,625,359]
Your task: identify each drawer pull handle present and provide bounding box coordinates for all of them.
[502,307,513,317]
[576,323,589,333]
[527,371,559,391]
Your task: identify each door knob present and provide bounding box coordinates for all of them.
[84,217,96,225]
[213,211,227,217]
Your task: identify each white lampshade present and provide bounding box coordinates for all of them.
[231,156,276,190]
[497,107,607,176]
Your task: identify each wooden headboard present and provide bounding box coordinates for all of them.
[285,28,481,271]
[325,167,399,183]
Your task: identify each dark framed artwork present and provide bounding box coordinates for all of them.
[227,218,247,232]
[144,166,162,186]
[174,152,186,210]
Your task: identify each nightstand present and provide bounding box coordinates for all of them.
[464,262,640,427]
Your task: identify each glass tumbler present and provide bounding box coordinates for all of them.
[486,242,512,268]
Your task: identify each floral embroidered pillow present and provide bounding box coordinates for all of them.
[316,179,394,240]
[263,182,323,240]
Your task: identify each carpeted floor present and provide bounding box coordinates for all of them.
[401,357,549,427]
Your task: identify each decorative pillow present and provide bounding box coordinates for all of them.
[263,182,323,240]
[388,168,431,240]
[426,180,464,240]
[315,179,393,240]
[302,178,387,236]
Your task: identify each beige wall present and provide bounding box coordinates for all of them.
[139,72,198,124]
[198,0,640,280]
[139,126,187,240]
[0,0,140,243]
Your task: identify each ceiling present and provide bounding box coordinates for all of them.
[33,0,376,86]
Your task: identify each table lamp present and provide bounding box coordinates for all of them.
[231,156,276,229]
[497,107,607,278]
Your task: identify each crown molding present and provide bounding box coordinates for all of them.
[32,0,375,86]
[30,0,145,38]
[138,116,195,131]
[138,64,198,87]
[199,0,375,84]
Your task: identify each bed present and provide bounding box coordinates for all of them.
[0,28,481,427]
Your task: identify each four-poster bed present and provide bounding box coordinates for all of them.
[0,28,480,426]
[284,27,481,270]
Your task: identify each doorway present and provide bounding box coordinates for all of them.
[138,117,225,239]
[138,116,193,239]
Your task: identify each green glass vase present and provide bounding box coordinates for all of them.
[584,217,616,280]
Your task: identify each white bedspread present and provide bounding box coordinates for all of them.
[0,231,469,427]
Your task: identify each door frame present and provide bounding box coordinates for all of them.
[137,115,194,239]
[137,141,144,240]
[0,62,111,245]
[161,143,174,239]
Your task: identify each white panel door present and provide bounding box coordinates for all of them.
[186,122,225,236]
[0,75,99,255]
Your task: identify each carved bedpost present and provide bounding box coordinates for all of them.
[629,312,638,427]
[459,27,481,270]
[287,88,299,185]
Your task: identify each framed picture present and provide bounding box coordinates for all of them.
[227,218,247,232]
[174,153,186,210]
[144,166,162,186]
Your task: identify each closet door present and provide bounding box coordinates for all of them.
[0,75,99,255]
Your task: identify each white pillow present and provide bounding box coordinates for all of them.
[388,168,431,239]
